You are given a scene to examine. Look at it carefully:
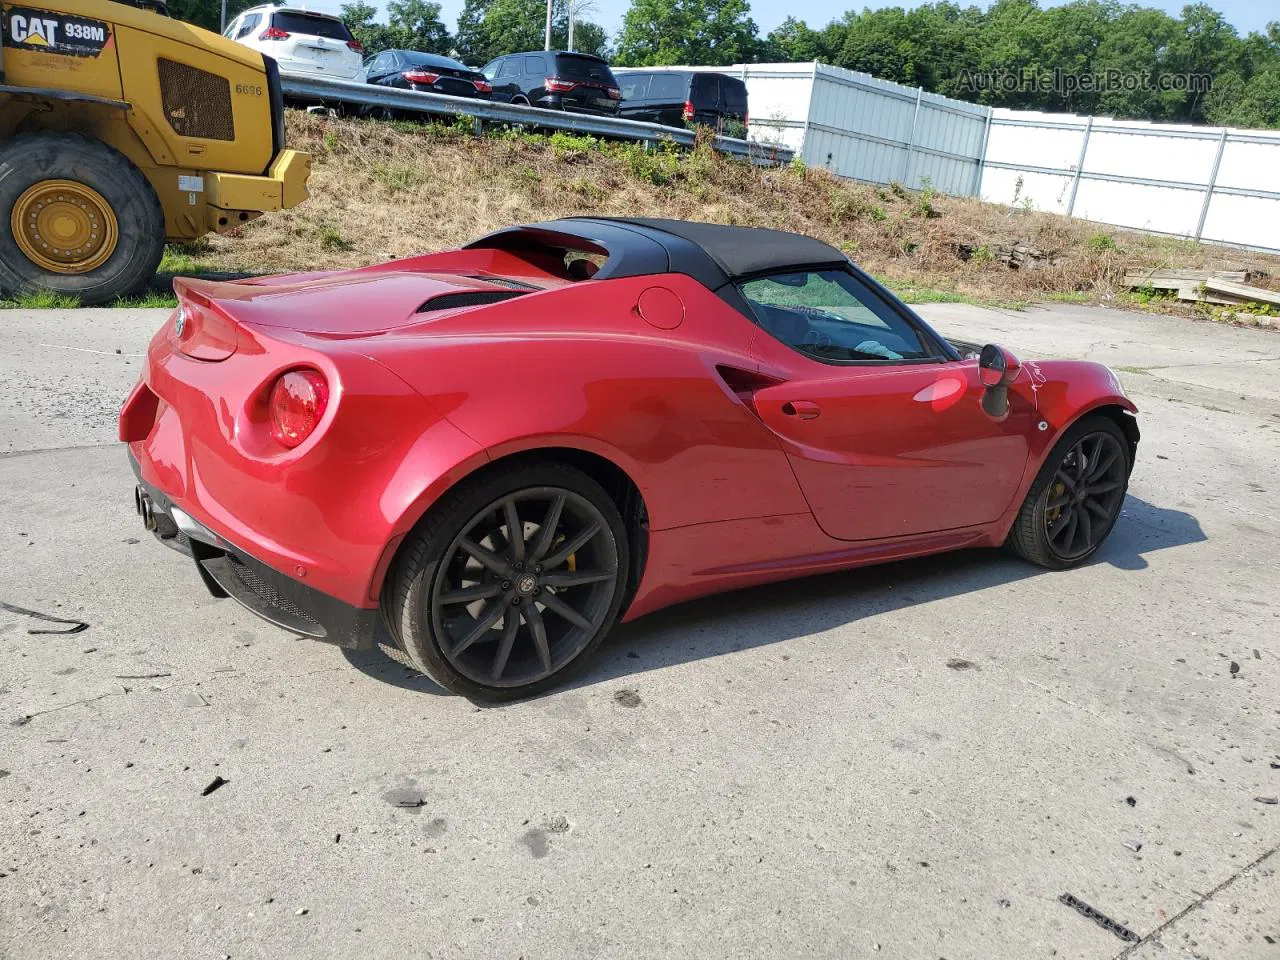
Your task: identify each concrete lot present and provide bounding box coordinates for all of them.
[1,302,1277,959]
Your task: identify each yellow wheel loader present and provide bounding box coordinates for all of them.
[0,0,310,303]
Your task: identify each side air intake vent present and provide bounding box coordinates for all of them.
[417,290,526,312]
[158,59,235,141]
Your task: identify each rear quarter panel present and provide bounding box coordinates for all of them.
[360,274,811,533]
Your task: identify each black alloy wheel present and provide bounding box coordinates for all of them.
[430,488,619,687]
[1041,431,1128,561]
[1006,414,1133,569]
[384,460,630,700]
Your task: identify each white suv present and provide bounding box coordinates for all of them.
[223,5,363,80]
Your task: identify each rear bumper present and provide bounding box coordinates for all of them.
[538,95,619,115]
[131,455,378,650]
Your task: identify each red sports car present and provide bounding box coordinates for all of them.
[121,218,1139,699]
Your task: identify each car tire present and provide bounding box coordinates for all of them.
[383,460,630,701]
[0,133,164,305]
[1006,414,1132,569]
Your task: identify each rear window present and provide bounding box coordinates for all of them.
[270,12,352,40]
[721,76,748,110]
[553,54,615,85]
[691,73,720,105]
[649,73,688,100]
[403,51,468,72]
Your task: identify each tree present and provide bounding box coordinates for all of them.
[454,0,493,63]
[167,0,255,32]
[1205,67,1280,127]
[387,0,450,54]
[453,0,609,66]
[763,17,823,62]
[615,0,760,66]
[341,0,450,56]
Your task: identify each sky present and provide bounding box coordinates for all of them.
[303,0,1275,38]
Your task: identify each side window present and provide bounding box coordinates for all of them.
[739,270,930,363]
[481,59,500,80]
[223,17,239,38]
[498,59,520,80]
[648,73,687,101]
[618,73,649,100]
[524,55,546,76]
[235,13,260,39]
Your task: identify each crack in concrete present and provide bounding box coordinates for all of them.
[1113,840,1280,958]
[11,688,126,726]
[0,442,117,460]
[1143,356,1280,370]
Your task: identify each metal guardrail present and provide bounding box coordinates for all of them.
[278,73,793,165]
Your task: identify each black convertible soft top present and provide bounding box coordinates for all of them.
[467,217,848,289]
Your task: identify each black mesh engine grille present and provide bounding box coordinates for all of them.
[417,290,526,312]
[226,555,322,633]
[158,58,235,141]
[468,275,539,290]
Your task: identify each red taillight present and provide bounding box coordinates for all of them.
[743,112,749,127]
[259,26,290,40]
[402,69,440,85]
[269,369,329,449]
[347,38,363,52]
[544,77,577,93]
[473,78,492,94]
[606,86,621,100]
[682,100,694,121]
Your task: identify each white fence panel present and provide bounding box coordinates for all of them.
[1074,179,1207,237]
[1201,194,1280,250]
[980,108,1280,252]
[618,61,1280,253]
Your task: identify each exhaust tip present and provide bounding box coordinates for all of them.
[136,486,157,531]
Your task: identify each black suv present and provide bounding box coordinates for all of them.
[616,70,749,134]
[480,50,621,116]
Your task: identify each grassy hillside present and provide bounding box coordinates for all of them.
[182,112,1280,316]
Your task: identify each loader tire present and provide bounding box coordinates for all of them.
[0,133,165,305]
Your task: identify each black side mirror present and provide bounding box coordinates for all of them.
[978,344,1020,418]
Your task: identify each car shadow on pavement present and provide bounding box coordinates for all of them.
[583,494,1204,689]
[340,495,1204,700]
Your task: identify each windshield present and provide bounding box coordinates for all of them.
[270,11,352,40]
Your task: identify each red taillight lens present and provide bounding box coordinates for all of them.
[259,26,290,40]
[269,369,329,449]
[606,86,621,100]
[682,100,694,121]
[473,78,492,94]
[403,69,440,84]
[544,77,577,93]
[347,38,363,52]
[743,112,749,127]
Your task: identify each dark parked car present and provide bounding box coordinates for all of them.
[480,50,620,116]
[361,49,492,100]
[616,70,748,133]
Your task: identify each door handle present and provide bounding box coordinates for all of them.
[780,400,821,420]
